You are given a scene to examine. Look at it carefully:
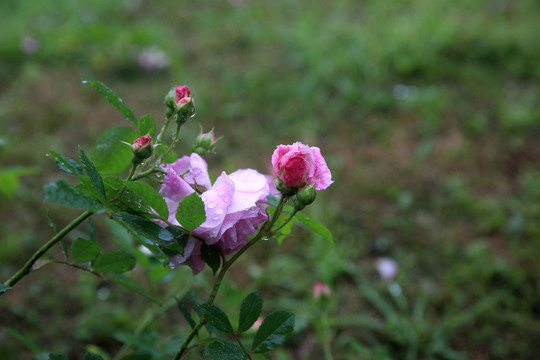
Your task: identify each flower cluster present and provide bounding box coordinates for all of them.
[156,92,333,274]
[158,142,333,274]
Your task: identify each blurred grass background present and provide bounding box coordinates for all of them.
[1,0,540,359]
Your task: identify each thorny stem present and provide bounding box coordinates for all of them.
[3,210,93,291]
[172,196,289,360]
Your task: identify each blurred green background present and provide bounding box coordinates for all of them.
[1,0,540,359]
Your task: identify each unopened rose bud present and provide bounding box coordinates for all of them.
[294,184,316,211]
[131,135,153,165]
[164,85,195,123]
[193,129,219,156]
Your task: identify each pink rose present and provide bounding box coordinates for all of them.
[160,154,270,274]
[271,142,333,191]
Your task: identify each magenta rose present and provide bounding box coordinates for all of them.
[159,154,270,274]
[271,142,333,191]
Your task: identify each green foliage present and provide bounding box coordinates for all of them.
[3,0,540,358]
[79,147,106,198]
[204,340,247,360]
[238,292,263,333]
[201,243,221,275]
[108,274,161,306]
[48,355,68,360]
[43,180,102,211]
[294,212,334,245]
[0,166,38,199]
[251,311,295,353]
[71,238,101,263]
[176,192,206,231]
[0,284,11,294]
[92,250,136,274]
[122,181,168,219]
[137,114,157,137]
[198,303,234,333]
[84,81,138,125]
[83,353,104,360]
[92,126,138,174]
[112,213,176,252]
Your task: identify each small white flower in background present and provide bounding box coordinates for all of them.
[20,35,40,54]
[375,257,399,280]
[138,46,170,71]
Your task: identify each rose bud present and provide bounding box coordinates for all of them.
[131,134,153,164]
[271,142,333,191]
[164,85,195,123]
[193,129,219,156]
[294,184,317,211]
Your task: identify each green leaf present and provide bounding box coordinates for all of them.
[294,212,334,245]
[48,354,69,360]
[77,177,107,205]
[109,274,161,305]
[201,243,221,275]
[71,238,101,263]
[176,192,206,231]
[138,114,156,137]
[93,250,136,274]
[177,298,197,329]
[198,303,234,333]
[238,292,263,333]
[92,126,138,174]
[5,327,40,353]
[49,151,84,176]
[83,353,104,360]
[44,180,102,211]
[80,147,106,197]
[187,291,219,335]
[112,213,175,250]
[204,340,248,360]
[84,80,137,125]
[123,181,168,219]
[251,311,295,353]
[0,284,11,294]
